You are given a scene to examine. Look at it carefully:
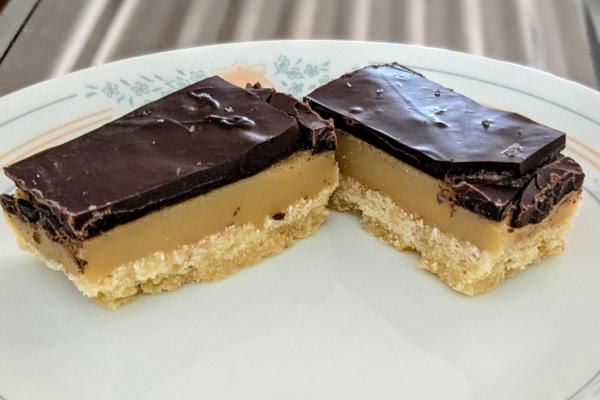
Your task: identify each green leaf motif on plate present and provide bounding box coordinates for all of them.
[273,55,330,97]
[84,69,206,107]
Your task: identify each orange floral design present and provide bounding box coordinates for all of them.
[214,61,273,88]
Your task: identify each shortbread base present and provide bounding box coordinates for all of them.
[330,176,581,295]
[15,183,336,309]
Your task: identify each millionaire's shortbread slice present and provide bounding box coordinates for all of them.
[1,76,337,308]
[306,64,584,295]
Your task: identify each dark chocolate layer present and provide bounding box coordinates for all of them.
[451,182,520,221]
[511,156,584,227]
[245,83,335,153]
[3,77,334,240]
[245,82,275,101]
[306,63,565,180]
[1,192,83,264]
[266,92,336,153]
[452,156,583,226]
[307,64,583,227]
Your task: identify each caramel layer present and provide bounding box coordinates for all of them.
[6,150,337,282]
[335,130,577,254]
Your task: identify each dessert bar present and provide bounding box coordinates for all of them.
[306,64,584,294]
[1,77,337,308]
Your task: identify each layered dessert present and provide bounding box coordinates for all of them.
[306,64,584,295]
[1,76,337,308]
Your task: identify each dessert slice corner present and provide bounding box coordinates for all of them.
[1,77,338,308]
[306,63,584,295]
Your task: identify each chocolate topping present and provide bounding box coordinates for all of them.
[245,82,276,101]
[306,63,566,180]
[246,83,336,154]
[511,156,584,227]
[307,64,584,227]
[453,156,584,227]
[444,156,584,228]
[266,92,336,153]
[452,182,520,221]
[3,76,334,239]
[1,191,84,268]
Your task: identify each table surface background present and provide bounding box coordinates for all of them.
[0,0,599,96]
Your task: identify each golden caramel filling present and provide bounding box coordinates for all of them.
[335,130,577,254]
[6,150,337,282]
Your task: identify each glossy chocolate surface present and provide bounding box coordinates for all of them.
[452,156,583,226]
[306,63,566,180]
[267,92,336,153]
[307,64,583,227]
[451,182,520,221]
[3,77,334,239]
[511,156,584,227]
[246,83,335,152]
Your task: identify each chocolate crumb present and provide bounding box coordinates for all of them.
[449,203,456,217]
[272,212,285,220]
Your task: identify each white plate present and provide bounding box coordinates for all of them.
[1,41,599,400]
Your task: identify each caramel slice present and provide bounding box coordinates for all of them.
[1,77,337,308]
[307,64,584,294]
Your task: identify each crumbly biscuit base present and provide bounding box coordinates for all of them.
[330,175,581,295]
[15,182,337,309]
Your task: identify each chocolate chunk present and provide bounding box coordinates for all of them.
[2,191,81,256]
[3,76,333,239]
[16,197,41,224]
[245,85,335,153]
[0,194,17,215]
[272,212,286,220]
[511,156,584,227]
[452,182,520,221]
[245,82,275,101]
[306,63,565,180]
[266,92,336,154]
[452,156,583,227]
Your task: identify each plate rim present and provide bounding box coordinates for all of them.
[1,39,600,101]
[0,39,598,400]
